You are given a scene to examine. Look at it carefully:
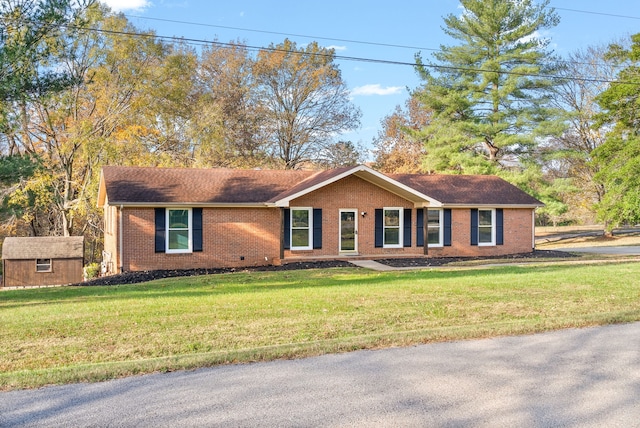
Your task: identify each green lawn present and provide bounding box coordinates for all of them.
[2,262,640,390]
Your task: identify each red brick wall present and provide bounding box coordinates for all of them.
[427,208,534,257]
[287,176,535,258]
[286,175,423,258]
[120,207,280,272]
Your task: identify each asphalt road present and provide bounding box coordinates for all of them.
[2,322,640,427]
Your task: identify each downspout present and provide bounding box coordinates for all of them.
[423,207,428,256]
[119,205,124,273]
[280,207,285,261]
[532,208,536,251]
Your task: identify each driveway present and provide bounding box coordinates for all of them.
[2,323,640,427]
[566,246,640,256]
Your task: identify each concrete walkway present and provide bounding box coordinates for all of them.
[347,259,399,271]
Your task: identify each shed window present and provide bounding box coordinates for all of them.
[36,258,52,272]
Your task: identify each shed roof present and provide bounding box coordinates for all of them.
[2,236,84,260]
[98,165,543,208]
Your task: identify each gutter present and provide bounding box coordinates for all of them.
[108,202,272,208]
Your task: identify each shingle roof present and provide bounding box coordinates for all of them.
[390,173,543,206]
[266,166,359,203]
[2,236,84,260]
[99,165,543,207]
[100,166,316,204]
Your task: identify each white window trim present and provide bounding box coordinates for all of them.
[383,207,403,248]
[36,258,52,273]
[339,208,358,253]
[166,208,193,254]
[478,208,496,246]
[427,209,444,247]
[290,207,313,251]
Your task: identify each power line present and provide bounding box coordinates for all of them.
[551,7,640,21]
[67,24,639,87]
[125,5,640,54]
[122,10,629,72]
[125,14,441,53]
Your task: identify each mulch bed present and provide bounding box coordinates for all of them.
[80,261,354,286]
[80,250,577,287]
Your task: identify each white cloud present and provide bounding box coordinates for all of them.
[326,45,347,52]
[519,30,540,44]
[351,84,403,96]
[100,0,151,12]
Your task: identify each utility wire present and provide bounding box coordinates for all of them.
[551,7,640,21]
[66,24,640,87]
[125,6,640,52]
[2,6,631,73]
[125,14,441,53]
[123,10,629,71]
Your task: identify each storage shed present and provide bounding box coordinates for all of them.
[2,236,84,287]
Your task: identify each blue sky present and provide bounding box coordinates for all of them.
[101,1,639,157]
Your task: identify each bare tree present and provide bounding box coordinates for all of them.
[254,39,361,169]
[194,41,268,168]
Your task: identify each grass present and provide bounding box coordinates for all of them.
[2,261,640,390]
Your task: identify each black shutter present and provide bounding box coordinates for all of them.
[403,209,412,247]
[470,208,479,246]
[496,208,504,246]
[313,208,322,249]
[416,209,424,247]
[374,209,383,248]
[193,208,203,252]
[444,209,452,247]
[283,208,290,250]
[155,208,166,253]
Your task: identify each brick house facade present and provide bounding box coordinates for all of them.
[97,165,542,274]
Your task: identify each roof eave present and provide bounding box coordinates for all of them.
[104,202,274,208]
[441,203,544,209]
[97,170,107,208]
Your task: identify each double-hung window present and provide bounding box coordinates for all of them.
[167,208,192,253]
[427,209,443,246]
[383,208,403,248]
[478,209,495,246]
[291,208,313,250]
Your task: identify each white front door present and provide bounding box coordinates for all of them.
[339,209,358,253]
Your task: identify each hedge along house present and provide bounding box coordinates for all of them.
[97,165,543,274]
[2,236,84,287]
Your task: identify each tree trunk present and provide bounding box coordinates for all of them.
[484,137,500,162]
